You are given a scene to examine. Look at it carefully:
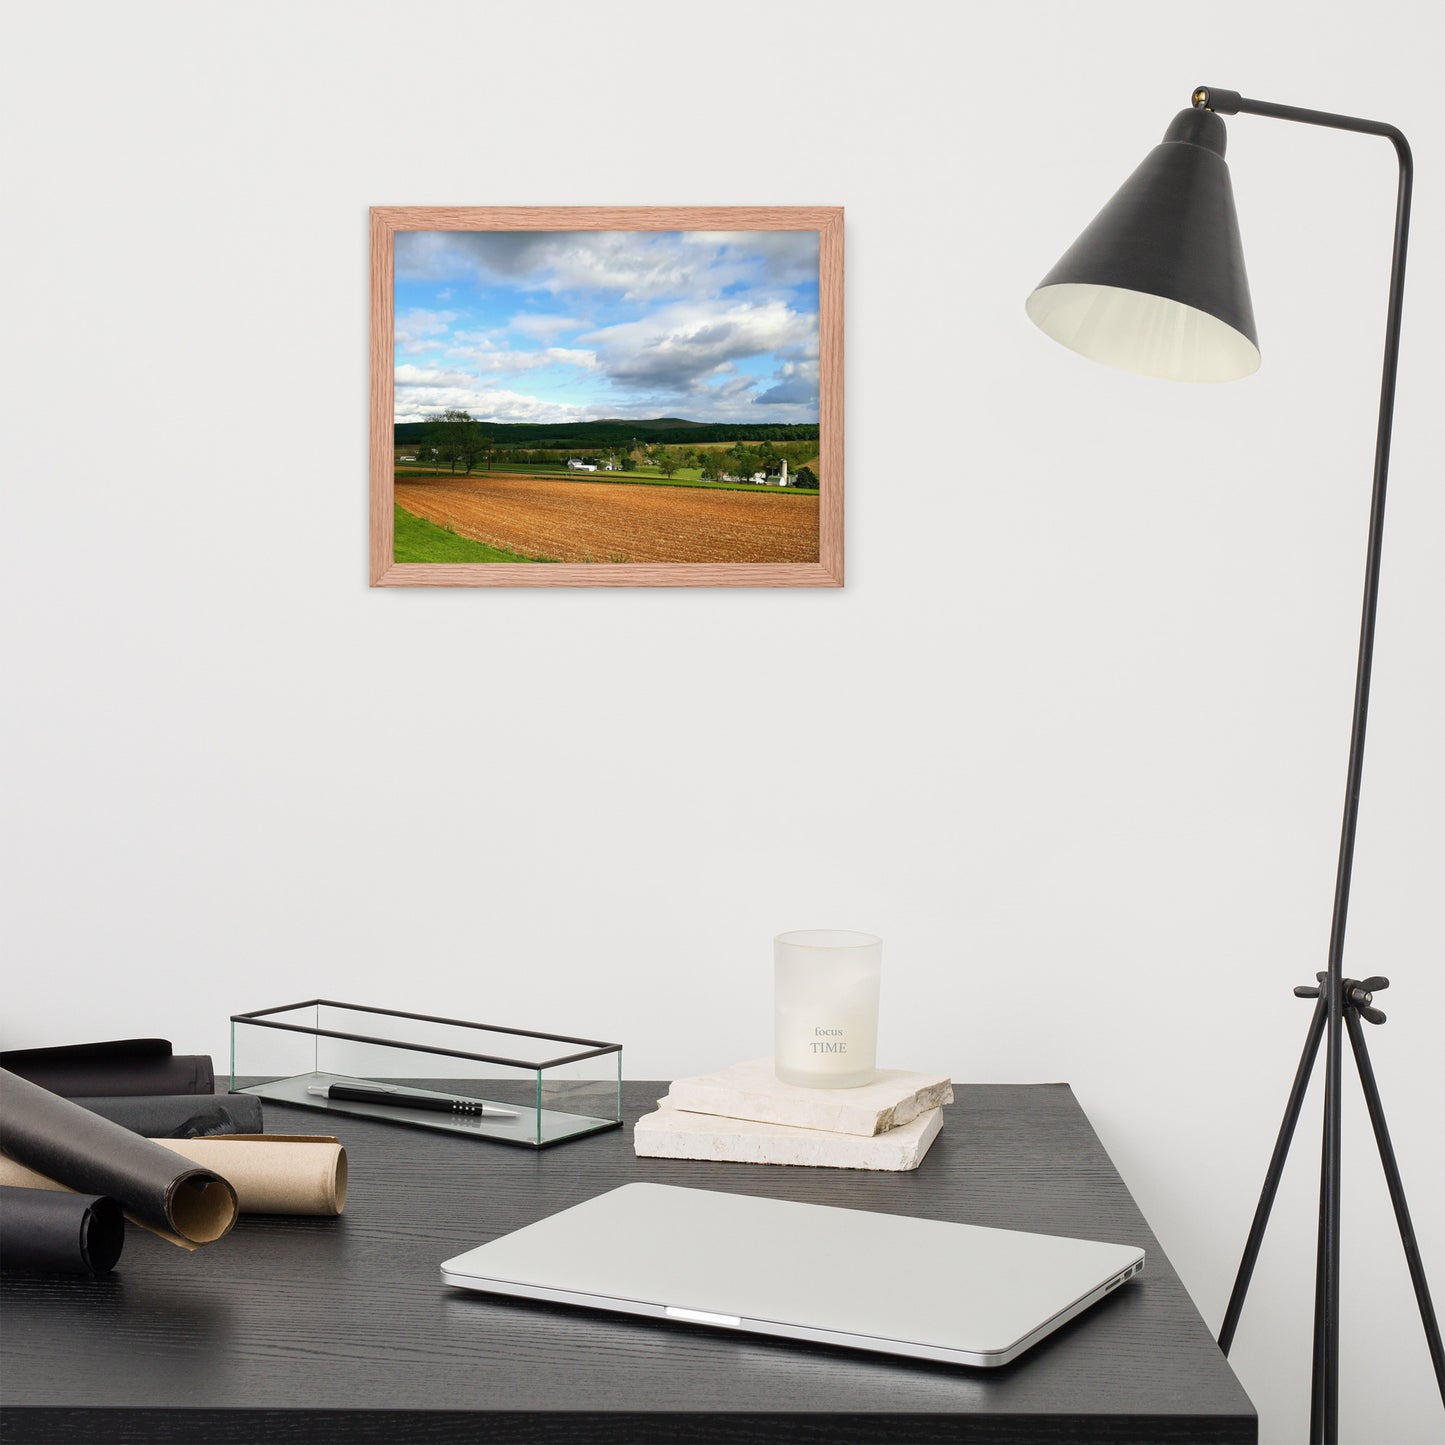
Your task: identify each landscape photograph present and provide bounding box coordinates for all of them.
[388,227,825,567]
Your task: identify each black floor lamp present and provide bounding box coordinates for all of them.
[1025,86,1442,1444]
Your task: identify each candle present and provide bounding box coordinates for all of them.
[774,930,882,1089]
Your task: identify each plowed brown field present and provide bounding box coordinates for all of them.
[395,473,819,563]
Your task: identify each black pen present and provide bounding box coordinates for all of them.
[307,1080,517,1118]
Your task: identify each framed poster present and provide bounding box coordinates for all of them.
[370,207,842,587]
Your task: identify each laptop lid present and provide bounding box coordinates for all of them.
[441,1182,1145,1367]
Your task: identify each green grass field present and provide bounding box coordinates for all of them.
[392,505,551,563]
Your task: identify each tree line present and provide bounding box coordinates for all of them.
[404,413,819,487]
[656,440,819,486]
[395,418,819,448]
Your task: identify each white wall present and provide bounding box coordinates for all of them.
[3,2,1441,1439]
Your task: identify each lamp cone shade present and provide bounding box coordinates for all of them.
[1027,108,1259,383]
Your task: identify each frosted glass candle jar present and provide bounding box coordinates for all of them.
[774,930,882,1089]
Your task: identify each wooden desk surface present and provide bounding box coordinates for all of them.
[0,1082,1255,1444]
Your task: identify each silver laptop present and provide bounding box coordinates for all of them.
[441,1182,1145,1367]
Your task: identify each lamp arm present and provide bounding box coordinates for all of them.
[1195,85,1414,1443]
[1192,86,1410,156]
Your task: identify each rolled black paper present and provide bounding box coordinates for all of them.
[0,1185,125,1276]
[0,1039,214,1097]
[0,1070,237,1248]
[72,1093,264,1139]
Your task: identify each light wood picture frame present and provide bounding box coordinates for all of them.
[370,207,842,587]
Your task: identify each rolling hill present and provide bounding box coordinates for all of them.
[394,418,818,448]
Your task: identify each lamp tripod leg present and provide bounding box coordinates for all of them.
[1310,1054,1335,1444]
[1219,993,1329,1354]
[1344,1009,1445,1402]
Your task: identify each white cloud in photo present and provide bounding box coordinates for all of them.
[711,375,760,399]
[508,313,584,340]
[394,382,625,426]
[394,364,481,387]
[441,344,599,375]
[545,347,600,371]
[756,357,820,406]
[580,298,817,392]
[393,230,820,423]
[394,307,459,356]
[395,307,456,344]
[396,230,819,303]
[681,230,820,287]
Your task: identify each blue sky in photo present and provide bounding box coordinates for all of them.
[393,230,820,425]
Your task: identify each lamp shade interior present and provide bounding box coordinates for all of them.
[1026,281,1260,383]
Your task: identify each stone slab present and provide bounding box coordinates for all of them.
[633,1097,944,1171]
[665,1058,953,1136]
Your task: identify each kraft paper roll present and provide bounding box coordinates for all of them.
[0,1185,125,1276]
[0,1070,237,1250]
[73,1093,265,1139]
[0,1040,214,1097]
[152,1136,348,1216]
[0,1137,346,1218]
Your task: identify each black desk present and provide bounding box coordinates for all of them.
[0,1082,1255,1443]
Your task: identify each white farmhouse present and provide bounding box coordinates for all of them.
[566,458,598,472]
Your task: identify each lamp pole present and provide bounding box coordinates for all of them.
[1028,84,1440,1443]
[1190,88,1436,1445]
